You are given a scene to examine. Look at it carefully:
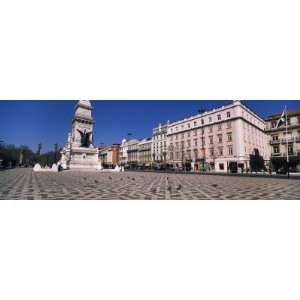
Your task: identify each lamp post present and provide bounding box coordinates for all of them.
[37,143,42,156]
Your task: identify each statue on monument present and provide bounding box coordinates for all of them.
[77,129,92,148]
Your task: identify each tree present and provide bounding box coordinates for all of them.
[250,148,265,173]
[0,143,37,167]
[54,143,59,162]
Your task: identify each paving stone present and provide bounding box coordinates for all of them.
[0,169,300,200]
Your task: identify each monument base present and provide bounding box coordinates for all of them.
[68,147,99,170]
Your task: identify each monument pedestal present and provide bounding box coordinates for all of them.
[68,147,99,169]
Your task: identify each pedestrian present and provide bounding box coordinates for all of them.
[269,167,272,176]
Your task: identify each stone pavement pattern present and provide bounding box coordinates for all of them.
[0,169,300,200]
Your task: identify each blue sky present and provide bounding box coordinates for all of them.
[0,100,299,152]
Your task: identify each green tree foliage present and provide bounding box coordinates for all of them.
[249,148,265,172]
[38,151,61,167]
[0,143,61,168]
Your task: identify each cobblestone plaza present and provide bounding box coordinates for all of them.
[1,169,300,200]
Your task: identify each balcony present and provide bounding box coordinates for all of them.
[281,137,294,144]
[270,140,280,145]
[271,152,281,157]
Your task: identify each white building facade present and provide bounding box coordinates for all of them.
[119,138,140,166]
[265,108,300,172]
[152,123,168,163]
[138,138,152,166]
[167,100,270,173]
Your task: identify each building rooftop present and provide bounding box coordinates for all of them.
[168,100,265,126]
[266,107,300,121]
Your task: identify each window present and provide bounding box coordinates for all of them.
[217,114,221,120]
[181,133,184,139]
[218,124,222,131]
[209,126,213,133]
[287,118,291,125]
[201,119,204,125]
[194,121,197,126]
[210,148,214,156]
[193,129,197,136]
[227,121,232,129]
[219,163,224,170]
[273,145,279,153]
[187,150,191,159]
[170,152,174,160]
[227,132,232,142]
[298,116,300,124]
[227,111,231,118]
[288,145,293,155]
[218,134,222,143]
[228,146,233,155]
[175,134,178,140]
[181,141,184,149]
[272,135,279,141]
[194,149,198,159]
[187,132,190,137]
[209,117,212,123]
[201,137,205,147]
[187,123,190,128]
[194,139,197,146]
[209,136,213,144]
[219,147,223,156]
[202,128,205,135]
[271,121,277,128]
[187,140,191,148]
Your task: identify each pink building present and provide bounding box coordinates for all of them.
[167,100,270,173]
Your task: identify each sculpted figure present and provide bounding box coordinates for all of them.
[77,129,92,148]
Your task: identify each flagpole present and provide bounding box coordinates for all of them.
[285,106,290,178]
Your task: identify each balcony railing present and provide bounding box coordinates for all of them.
[271,152,281,156]
[270,140,280,145]
[281,137,294,144]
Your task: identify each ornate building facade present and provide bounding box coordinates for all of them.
[138,138,152,166]
[152,123,168,163]
[166,100,270,172]
[265,108,300,172]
